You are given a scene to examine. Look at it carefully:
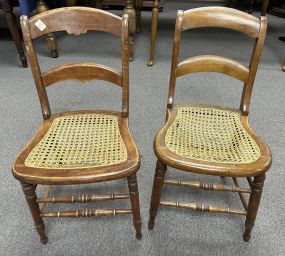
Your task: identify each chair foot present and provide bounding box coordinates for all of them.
[148,0,159,67]
[40,233,48,244]
[20,52,28,68]
[243,174,265,241]
[243,233,250,242]
[51,49,59,58]
[21,182,48,244]
[148,160,166,230]
[148,220,155,230]
[128,174,142,239]
[147,60,153,66]
[136,232,142,239]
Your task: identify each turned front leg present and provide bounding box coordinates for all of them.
[243,174,266,241]
[36,0,58,58]
[1,0,27,67]
[127,174,142,239]
[21,182,48,244]
[123,0,136,61]
[148,160,166,229]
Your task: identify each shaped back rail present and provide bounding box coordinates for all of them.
[20,7,129,119]
[167,7,267,116]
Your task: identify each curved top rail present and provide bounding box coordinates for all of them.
[176,55,249,82]
[181,7,260,38]
[28,7,122,39]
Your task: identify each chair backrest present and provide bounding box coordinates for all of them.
[167,7,267,116]
[21,7,129,119]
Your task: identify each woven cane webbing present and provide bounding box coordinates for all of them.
[25,114,128,169]
[165,107,261,164]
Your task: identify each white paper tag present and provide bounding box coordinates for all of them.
[35,19,47,32]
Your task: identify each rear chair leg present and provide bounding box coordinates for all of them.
[148,159,166,229]
[147,0,159,66]
[127,174,142,239]
[21,182,48,244]
[243,174,265,241]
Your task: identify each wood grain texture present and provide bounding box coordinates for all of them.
[164,179,251,193]
[181,7,260,38]
[176,55,249,82]
[41,209,132,217]
[240,17,267,115]
[243,174,265,241]
[37,193,130,203]
[42,63,123,87]
[148,160,167,229]
[160,201,247,215]
[29,7,122,39]
[21,183,48,244]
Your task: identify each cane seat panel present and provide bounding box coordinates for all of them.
[13,111,140,184]
[165,106,261,164]
[25,113,128,169]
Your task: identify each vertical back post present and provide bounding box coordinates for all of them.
[121,14,130,118]
[240,17,267,115]
[21,16,51,119]
[167,11,184,109]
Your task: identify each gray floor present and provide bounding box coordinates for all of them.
[0,2,285,256]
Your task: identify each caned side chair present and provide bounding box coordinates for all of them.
[148,7,272,241]
[12,7,142,243]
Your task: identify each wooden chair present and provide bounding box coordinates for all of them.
[148,7,272,241]
[0,0,27,67]
[12,7,142,244]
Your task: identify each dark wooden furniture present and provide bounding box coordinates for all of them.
[148,7,272,241]
[36,0,142,60]
[261,0,270,15]
[260,0,285,71]
[0,0,27,67]
[13,7,142,243]
[280,36,285,71]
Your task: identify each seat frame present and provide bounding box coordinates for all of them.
[148,7,272,242]
[12,7,142,244]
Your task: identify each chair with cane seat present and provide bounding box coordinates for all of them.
[148,7,272,241]
[12,7,142,243]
